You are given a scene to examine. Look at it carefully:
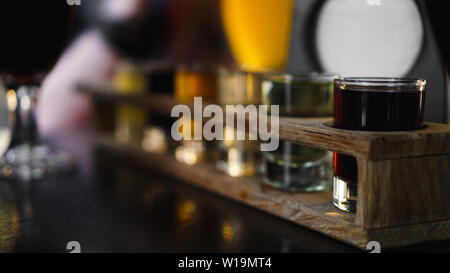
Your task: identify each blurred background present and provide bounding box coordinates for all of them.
[0,0,449,253]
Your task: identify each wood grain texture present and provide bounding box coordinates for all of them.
[95,134,450,249]
[366,219,450,249]
[357,155,450,228]
[278,118,450,160]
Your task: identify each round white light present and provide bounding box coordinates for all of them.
[315,0,423,77]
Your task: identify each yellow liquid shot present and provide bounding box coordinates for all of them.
[221,0,294,72]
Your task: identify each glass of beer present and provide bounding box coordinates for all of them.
[216,68,262,177]
[333,78,426,212]
[220,0,294,72]
[262,73,338,192]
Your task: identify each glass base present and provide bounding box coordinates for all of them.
[333,176,357,213]
[216,146,262,177]
[175,140,204,165]
[263,149,332,192]
[0,143,75,181]
[141,127,167,154]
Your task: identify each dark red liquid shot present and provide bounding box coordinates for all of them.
[334,89,425,131]
[333,80,426,184]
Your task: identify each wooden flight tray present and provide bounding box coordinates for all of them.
[79,84,450,250]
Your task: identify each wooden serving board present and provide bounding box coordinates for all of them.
[81,84,450,250]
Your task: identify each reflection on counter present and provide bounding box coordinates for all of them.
[221,217,242,251]
[176,200,197,225]
[0,183,20,253]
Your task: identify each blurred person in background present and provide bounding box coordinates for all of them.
[37,30,119,174]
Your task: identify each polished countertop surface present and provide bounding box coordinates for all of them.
[0,150,449,253]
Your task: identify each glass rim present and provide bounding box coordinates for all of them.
[262,72,340,82]
[334,77,426,91]
[218,67,265,77]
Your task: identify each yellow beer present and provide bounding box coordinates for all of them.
[221,0,294,72]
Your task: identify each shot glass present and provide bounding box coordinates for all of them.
[174,65,217,165]
[216,68,262,177]
[114,63,148,144]
[333,77,426,212]
[261,73,338,192]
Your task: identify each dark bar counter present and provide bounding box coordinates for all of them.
[0,149,448,253]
